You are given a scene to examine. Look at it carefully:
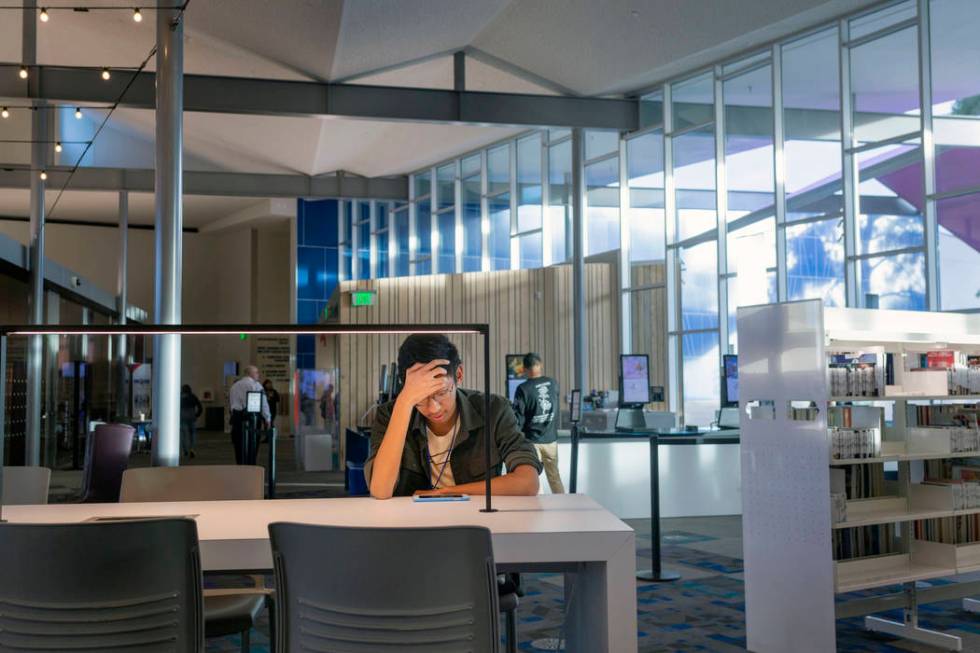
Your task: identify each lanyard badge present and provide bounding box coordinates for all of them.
[423,419,460,490]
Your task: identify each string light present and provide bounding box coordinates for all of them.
[133,7,142,22]
[18,66,28,79]
[54,142,62,153]
[74,107,82,119]
[0,108,7,119]
[39,171,47,181]
[101,67,111,81]
[39,7,49,22]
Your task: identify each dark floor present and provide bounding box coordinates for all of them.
[51,429,980,651]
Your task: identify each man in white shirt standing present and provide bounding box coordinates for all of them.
[228,365,270,464]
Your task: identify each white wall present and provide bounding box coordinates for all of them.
[0,218,292,426]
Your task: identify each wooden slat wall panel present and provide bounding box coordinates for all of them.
[322,262,653,436]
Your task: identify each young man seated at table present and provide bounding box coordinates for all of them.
[366,334,541,499]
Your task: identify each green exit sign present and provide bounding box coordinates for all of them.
[351,291,376,307]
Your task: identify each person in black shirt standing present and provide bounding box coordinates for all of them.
[513,352,564,494]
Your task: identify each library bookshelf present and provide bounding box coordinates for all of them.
[739,300,980,652]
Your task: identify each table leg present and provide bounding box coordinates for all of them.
[637,434,680,582]
[565,535,638,653]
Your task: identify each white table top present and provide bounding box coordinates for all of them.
[2,494,634,571]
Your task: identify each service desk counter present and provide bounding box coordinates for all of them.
[543,428,741,520]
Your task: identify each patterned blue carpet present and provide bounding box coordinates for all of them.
[205,516,980,652]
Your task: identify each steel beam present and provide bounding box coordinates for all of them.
[0,63,638,130]
[0,166,408,200]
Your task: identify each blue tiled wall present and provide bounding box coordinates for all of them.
[296,199,340,370]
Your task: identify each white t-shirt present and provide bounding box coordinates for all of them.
[425,420,459,489]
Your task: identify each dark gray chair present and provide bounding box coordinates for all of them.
[270,523,500,653]
[119,465,270,651]
[80,422,135,502]
[0,518,203,652]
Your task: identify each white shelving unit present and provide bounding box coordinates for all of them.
[739,300,980,653]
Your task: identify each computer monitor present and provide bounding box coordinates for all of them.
[619,354,651,408]
[722,354,739,407]
[505,354,526,402]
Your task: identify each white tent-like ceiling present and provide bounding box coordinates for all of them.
[0,0,880,227]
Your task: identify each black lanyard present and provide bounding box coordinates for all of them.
[422,419,460,489]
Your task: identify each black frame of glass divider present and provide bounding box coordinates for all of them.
[0,323,495,517]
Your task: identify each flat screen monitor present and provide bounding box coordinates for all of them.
[505,354,525,402]
[619,354,651,407]
[722,354,739,406]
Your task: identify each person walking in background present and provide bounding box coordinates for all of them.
[263,379,280,427]
[320,384,336,434]
[229,365,270,464]
[514,352,565,494]
[179,384,203,459]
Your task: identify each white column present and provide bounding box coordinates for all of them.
[151,1,184,467]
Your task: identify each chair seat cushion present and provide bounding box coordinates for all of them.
[204,593,266,638]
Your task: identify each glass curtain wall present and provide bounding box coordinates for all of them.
[339,0,979,425]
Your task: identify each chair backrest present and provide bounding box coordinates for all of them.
[269,523,499,653]
[81,423,135,502]
[120,465,264,503]
[2,466,51,505]
[0,518,203,652]
[345,427,370,465]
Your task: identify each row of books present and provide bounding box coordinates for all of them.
[921,479,980,510]
[914,515,980,545]
[924,459,980,482]
[912,404,979,428]
[833,463,886,500]
[828,360,883,398]
[832,492,847,524]
[833,524,896,560]
[830,427,882,460]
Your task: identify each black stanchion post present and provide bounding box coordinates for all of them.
[569,423,580,494]
[267,427,277,499]
[637,432,680,582]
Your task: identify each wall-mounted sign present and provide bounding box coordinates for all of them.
[350,290,376,307]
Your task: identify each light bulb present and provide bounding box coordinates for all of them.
[101,68,111,81]
[133,8,142,22]
[39,7,49,22]
[1,108,7,119]
[18,67,28,80]
[54,142,62,153]
[39,171,47,181]
[74,108,82,120]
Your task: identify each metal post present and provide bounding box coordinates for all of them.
[918,0,939,310]
[571,129,587,397]
[772,43,789,302]
[0,334,6,521]
[618,133,632,354]
[480,328,494,513]
[663,84,683,416]
[151,1,184,467]
[43,292,58,467]
[637,433,680,582]
[839,20,861,308]
[714,66,730,355]
[453,51,465,92]
[116,192,129,419]
[24,0,44,467]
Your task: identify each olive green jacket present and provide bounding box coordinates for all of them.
[364,388,542,496]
